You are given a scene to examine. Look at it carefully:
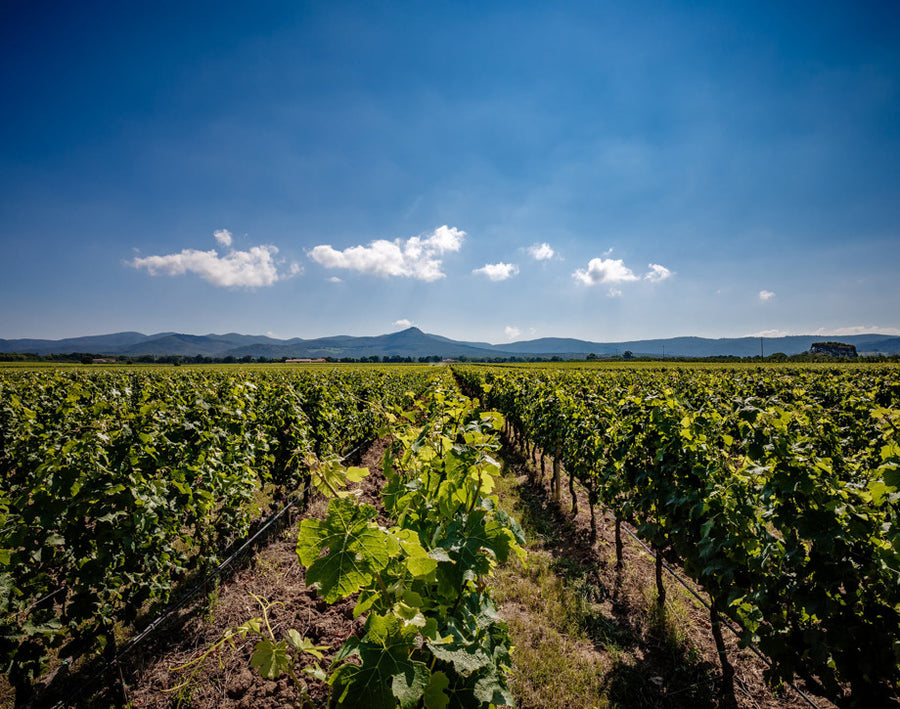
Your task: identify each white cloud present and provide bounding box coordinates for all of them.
[573,257,639,286]
[309,225,465,282]
[394,318,413,328]
[813,325,900,336]
[504,325,521,340]
[213,228,233,248]
[473,262,519,281]
[130,231,299,288]
[645,263,673,282]
[752,329,792,338]
[752,326,900,337]
[608,287,623,298]
[328,276,343,283]
[527,243,554,261]
[759,290,776,301]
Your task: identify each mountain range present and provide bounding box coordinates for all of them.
[2,328,900,359]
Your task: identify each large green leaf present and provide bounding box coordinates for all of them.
[330,612,430,709]
[297,497,399,602]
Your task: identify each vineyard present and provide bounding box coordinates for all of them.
[0,363,898,707]
[454,363,900,708]
[0,366,436,705]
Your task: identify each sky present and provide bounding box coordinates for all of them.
[1,0,899,343]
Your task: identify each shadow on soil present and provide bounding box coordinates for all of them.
[500,439,721,709]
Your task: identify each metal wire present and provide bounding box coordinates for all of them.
[49,441,368,709]
[519,434,825,709]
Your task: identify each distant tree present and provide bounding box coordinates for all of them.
[586,353,598,360]
[622,350,634,360]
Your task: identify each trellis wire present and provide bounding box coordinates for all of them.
[49,441,368,709]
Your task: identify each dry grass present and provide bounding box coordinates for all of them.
[488,437,826,709]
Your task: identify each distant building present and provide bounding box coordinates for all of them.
[809,342,857,358]
[91,358,117,364]
[284,358,327,363]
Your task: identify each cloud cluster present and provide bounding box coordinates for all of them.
[573,256,673,296]
[527,243,555,261]
[759,290,776,301]
[473,262,519,281]
[572,257,640,286]
[130,231,301,288]
[394,318,413,328]
[755,325,900,337]
[645,264,672,282]
[213,229,233,248]
[309,225,465,282]
[504,325,521,340]
[752,329,791,337]
[815,324,900,336]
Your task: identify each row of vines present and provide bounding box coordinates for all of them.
[0,366,435,703]
[244,375,525,707]
[454,364,900,708]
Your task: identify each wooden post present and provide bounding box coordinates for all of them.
[655,548,666,608]
[569,471,578,516]
[615,517,623,568]
[710,601,737,708]
[552,453,561,502]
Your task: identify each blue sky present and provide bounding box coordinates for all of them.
[2,1,899,343]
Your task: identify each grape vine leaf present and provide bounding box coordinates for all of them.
[423,670,450,709]
[296,497,399,602]
[330,612,430,709]
[250,639,291,680]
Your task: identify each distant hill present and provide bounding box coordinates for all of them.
[0,331,165,355]
[499,334,900,358]
[2,328,899,359]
